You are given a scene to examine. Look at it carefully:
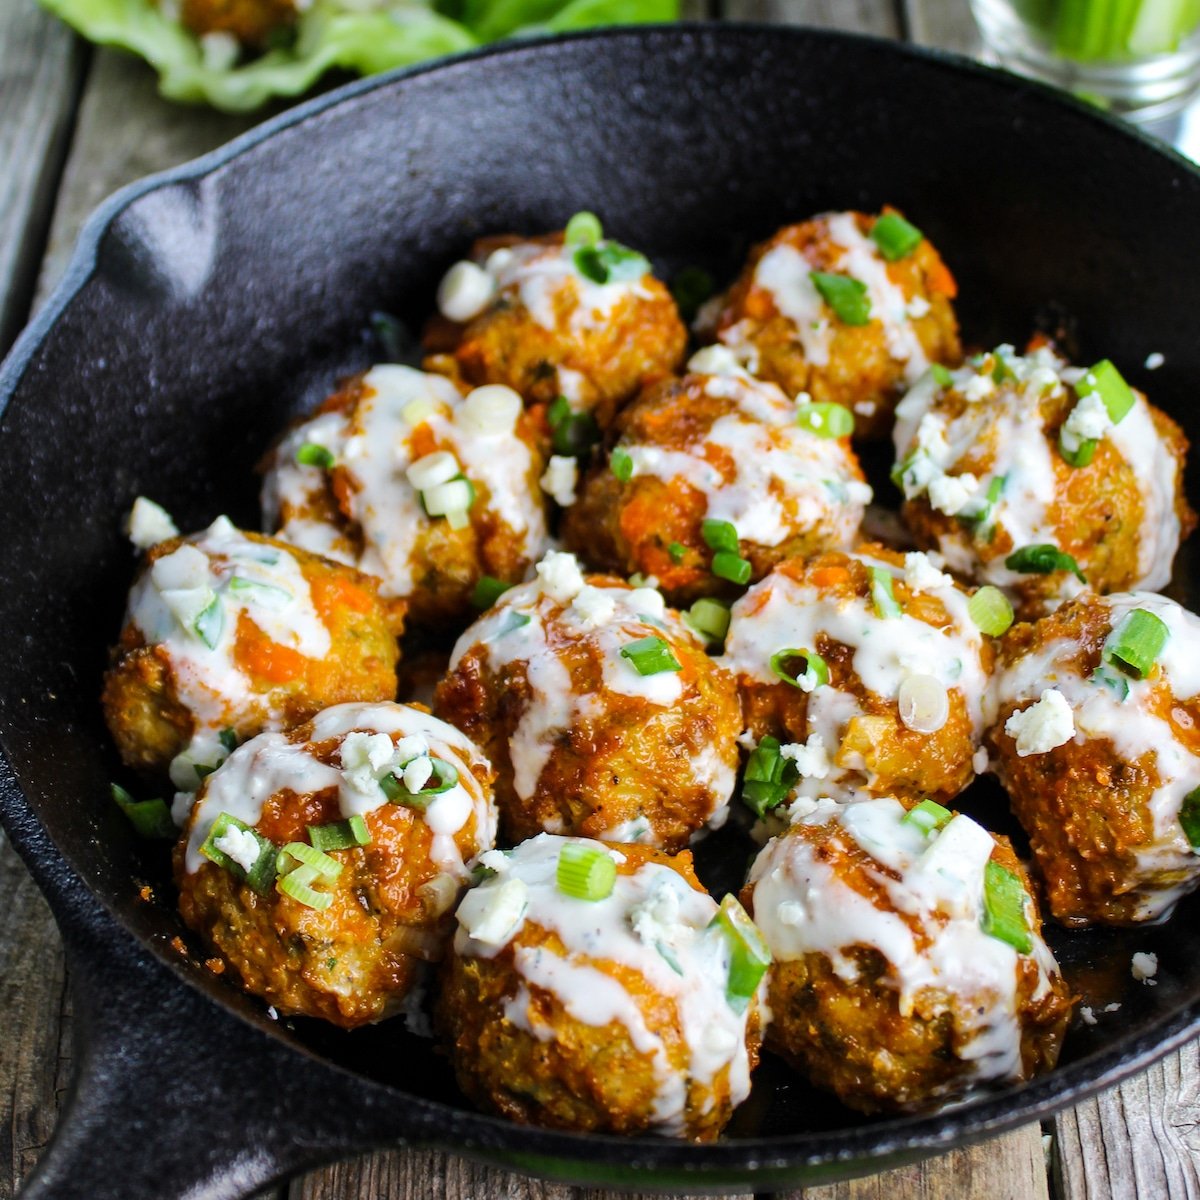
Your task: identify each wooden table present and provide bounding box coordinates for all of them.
[2,1,1198,1196]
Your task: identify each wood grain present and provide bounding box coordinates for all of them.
[901,0,981,55]
[716,0,900,33]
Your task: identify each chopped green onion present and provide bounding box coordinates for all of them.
[564,211,603,248]
[981,860,1033,954]
[381,759,460,809]
[547,395,600,457]
[379,772,404,803]
[796,402,855,438]
[991,353,1015,384]
[1104,608,1170,680]
[277,841,343,882]
[711,894,771,1012]
[670,266,715,322]
[573,241,650,285]
[1077,359,1135,425]
[1005,544,1086,583]
[868,566,902,618]
[685,597,731,644]
[620,635,682,676]
[810,271,871,325]
[902,798,953,836]
[110,783,176,840]
[1180,787,1200,849]
[668,541,687,564]
[770,648,829,691]
[193,596,224,649]
[656,940,684,975]
[277,862,333,911]
[870,213,924,261]
[228,577,292,608]
[930,363,954,387]
[967,586,1014,637]
[962,474,1006,538]
[194,763,217,782]
[701,518,740,554]
[415,758,459,797]
[218,728,239,754]
[711,551,752,585]
[556,843,617,901]
[492,610,532,638]
[742,735,800,818]
[611,447,634,482]
[1058,431,1097,469]
[200,812,277,894]
[1091,664,1130,701]
[471,576,512,609]
[296,442,335,469]
[369,311,414,363]
[308,815,371,852]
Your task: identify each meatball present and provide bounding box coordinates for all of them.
[102,515,398,787]
[744,796,1072,1113]
[439,833,765,1138]
[988,591,1200,925]
[433,551,741,849]
[423,224,687,431]
[893,343,1193,618]
[261,364,549,631]
[176,700,497,1027]
[722,545,994,810]
[703,210,961,439]
[562,346,872,604]
[175,0,294,44]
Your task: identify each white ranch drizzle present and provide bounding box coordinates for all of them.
[185,700,496,878]
[126,517,332,787]
[991,592,1200,919]
[453,833,758,1135]
[619,366,870,549]
[720,550,988,802]
[742,243,831,366]
[747,797,1062,1092]
[263,364,547,600]
[447,557,733,841]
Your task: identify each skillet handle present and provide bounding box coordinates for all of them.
[17,891,423,1200]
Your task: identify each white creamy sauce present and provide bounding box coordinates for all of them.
[453,834,759,1135]
[748,798,1063,1091]
[744,243,832,366]
[991,592,1200,919]
[185,700,496,878]
[264,365,547,600]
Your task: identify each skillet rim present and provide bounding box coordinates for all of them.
[4,20,1200,1178]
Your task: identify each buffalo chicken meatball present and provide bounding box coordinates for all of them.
[440,833,765,1139]
[424,222,687,430]
[562,346,872,604]
[723,545,994,810]
[744,797,1072,1113]
[176,701,497,1027]
[434,552,741,849]
[703,210,961,438]
[262,364,549,630]
[988,592,1200,925]
[102,515,398,788]
[893,344,1193,618]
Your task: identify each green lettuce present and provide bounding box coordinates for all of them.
[39,0,676,111]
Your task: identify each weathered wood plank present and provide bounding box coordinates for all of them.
[715,0,900,34]
[0,0,87,355]
[901,0,981,55]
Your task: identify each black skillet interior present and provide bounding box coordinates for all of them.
[4,22,1200,1198]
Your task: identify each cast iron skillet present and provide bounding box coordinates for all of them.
[4,23,1200,1199]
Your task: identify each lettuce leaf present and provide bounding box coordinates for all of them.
[39,0,676,111]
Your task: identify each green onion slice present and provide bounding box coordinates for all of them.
[701,518,740,554]
[492,610,533,639]
[573,241,650,285]
[620,635,682,676]
[1058,432,1097,469]
[370,310,414,363]
[218,728,239,754]
[685,597,731,644]
[1103,608,1170,680]
[770,648,829,691]
[810,271,871,326]
[547,395,600,457]
[796,402,855,438]
[611,447,634,482]
[379,772,404,803]
[1005,544,1086,583]
[1077,359,1136,425]
[308,815,371,852]
[868,566,902,619]
[1180,787,1200,849]
[564,211,603,248]
[742,735,801,818]
[711,894,772,1013]
[193,595,224,650]
[930,363,954,387]
[277,862,333,911]
[228,577,292,607]
[981,859,1033,954]
[556,843,617,901]
[199,812,277,894]
[902,798,953,837]
[111,783,176,840]
[712,551,752,586]
[471,576,512,610]
[870,212,924,261]
[1091,664,1130,701]
[277,841,343,882]
[668,541,687,564]
[962,474,1006,538]
[670,266,715,322]
[967,586,1014,637]
[381,759,460,809]
[296,442,335,469]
